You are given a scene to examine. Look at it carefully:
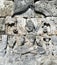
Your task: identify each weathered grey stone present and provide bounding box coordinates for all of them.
[8,35,16,48]
[5,17,17,35]
[16,17,27,35]
[26,34,36,45]
[5,16,15,25]
[6,25,16,35]
[0,0,57,65]
[0,35,7,56]
[51,36,57,45]
[14,45,30,54]
[30,18,43,32]
[36,36,43,47]
[14,0,34,14]
[22,57,36,65]
[16,36,25,46]
[38,22,51,35]
[38,0,55,1]
[37,47,46,55]
[34,1,57,16]
[0,1,14,17]
[37,17,57,35]
[18,8,35,18]
[52,46,57,56]
[46,17,57,35]
[0,18,5,33]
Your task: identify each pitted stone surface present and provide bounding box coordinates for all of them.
[0,0,14,17]
[14,0,34,14]
[34,1,57,16]
[0,0,57,65]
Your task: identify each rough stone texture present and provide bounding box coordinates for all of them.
[0,0,14,17]
[0,35,7,56]
[14,0,34,14]
[0,0,57,65]
[0,18,5,34]
[34,0,57,16]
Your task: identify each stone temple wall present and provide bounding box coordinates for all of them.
[0,0,57,65]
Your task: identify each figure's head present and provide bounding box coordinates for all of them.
[25,20,35,32]
[42,22,50,33]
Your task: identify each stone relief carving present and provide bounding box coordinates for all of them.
[0,0,57,65]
